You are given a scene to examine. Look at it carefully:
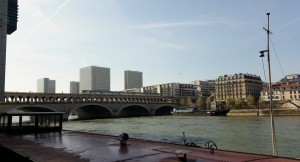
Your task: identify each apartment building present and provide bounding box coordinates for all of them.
[215,73,262,101]
[261,83,300,101]
[191,80,215,97]
[280,74,300,83]
[142,83,197,97]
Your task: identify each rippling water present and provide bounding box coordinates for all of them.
[63,116,300,158]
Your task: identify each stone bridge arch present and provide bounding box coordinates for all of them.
[71,103,113,120]
[154,105,176,115]
[118,104,150,117]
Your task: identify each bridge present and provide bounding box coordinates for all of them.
[0,92,180,120]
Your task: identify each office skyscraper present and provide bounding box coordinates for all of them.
[37,78,56,93]
[70,81,79,94]
[80,66,110,93]
[124,70,143,90]
[0,0,18,102]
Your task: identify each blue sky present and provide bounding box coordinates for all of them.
[5,0,300,93]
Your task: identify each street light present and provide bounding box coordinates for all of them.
[259,50,268,57]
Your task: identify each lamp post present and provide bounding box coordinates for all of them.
[259,13,277,156]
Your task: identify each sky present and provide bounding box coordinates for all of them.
[5,0,300,93]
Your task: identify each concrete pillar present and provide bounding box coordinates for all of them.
[0,0,8,102]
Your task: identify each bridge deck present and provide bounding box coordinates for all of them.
[0,130,298,162]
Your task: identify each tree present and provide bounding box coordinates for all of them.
[258,96,264,107]
[225,96,233,108]
[206,96,211,109]
[235,98,243,108]
[216,100,222,105]
[196,96,204,109]
[179,98,186,106]
[246,95,255,107]
[186,97,193,106]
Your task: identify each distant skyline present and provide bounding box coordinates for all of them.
[5,0,300,93]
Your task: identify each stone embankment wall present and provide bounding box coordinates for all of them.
[228,109,259,116]
[228,109,300,116]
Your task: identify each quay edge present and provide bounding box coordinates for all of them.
[228,109,300,116]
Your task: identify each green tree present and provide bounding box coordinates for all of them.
[216,100,222,105]
[196,96,204,109]
[246,95,255,107]
[179,98,186,106]
[206,96,211,109]
[258,96,264,106]
[235,98,243,108]
[186,97,193,106]
[225,96,233,108]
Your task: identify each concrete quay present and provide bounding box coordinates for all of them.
[0,130,299,162]
[228,108,300,116]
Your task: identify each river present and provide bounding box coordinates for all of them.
[63,116,300,158]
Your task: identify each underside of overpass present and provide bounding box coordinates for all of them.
[119,105,150,117]
[155,106,174,115]
[12,107,55,112]
[75,105,113,120]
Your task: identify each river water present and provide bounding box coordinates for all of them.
[63,116,300,158]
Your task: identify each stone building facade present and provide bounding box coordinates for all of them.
[215,73,262,101]
[261,83,300,101]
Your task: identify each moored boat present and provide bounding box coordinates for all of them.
[172,105,230,116]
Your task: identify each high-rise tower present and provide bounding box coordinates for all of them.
[124,70,143,90]
[80,66,110,93]
[0,0,18,102]
[37,78,56,93]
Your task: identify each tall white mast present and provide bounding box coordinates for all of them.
[260,12,277,156]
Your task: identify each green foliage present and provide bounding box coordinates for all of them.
[206,96,211,109]
[258,96,264,105]
[225,96,233,107]
[216,100,222,105]
[179,98,186,106]
[235,98,243,107]
[246,95,255,106]
[186,97,193,106]
[196,96,204,109]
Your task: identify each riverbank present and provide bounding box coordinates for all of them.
[228,108,300,116]
[0,130,299,162]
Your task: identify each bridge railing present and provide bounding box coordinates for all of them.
[3,92,180,104]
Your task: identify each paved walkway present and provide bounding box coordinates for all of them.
[0,130,299,162]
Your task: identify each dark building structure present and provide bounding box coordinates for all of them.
[7,0,18,34]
